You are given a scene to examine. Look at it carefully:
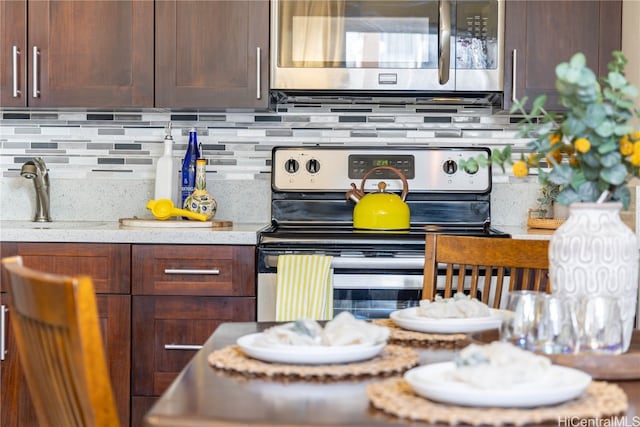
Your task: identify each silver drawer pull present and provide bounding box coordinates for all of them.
[164,268,220,275]
[164,344,203,351]
[1,305,6,361]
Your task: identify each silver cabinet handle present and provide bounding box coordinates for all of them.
[12,46,20,97]
[163,268,220,275]
[32,46,40,98]
[511,49,517,102]
[1,305,7,362]
[256,47,261,100]
[438,0,451,85]
[164,344,203,351]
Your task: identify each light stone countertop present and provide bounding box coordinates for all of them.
[0,220,544,245]
[497,225,553,240]
[0,221,268,245]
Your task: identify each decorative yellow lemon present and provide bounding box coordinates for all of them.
[620,137,633,156]
[512,160,529,177]
[574,137,591,153]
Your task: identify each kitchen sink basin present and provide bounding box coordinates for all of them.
[1,221,112,230]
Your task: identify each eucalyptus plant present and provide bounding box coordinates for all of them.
[535,181,562,218]
[461,51,640,209]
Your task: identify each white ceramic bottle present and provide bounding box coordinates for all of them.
[154,122,177,203]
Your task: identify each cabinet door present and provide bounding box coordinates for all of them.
[0,292,37,427]
[0,243,131,427]
[0,295,130,427]
[0,0,27,107]
[155,0,269,109]
[503,0,621,111]
[131,295,255,427]
[1,0,153,108]
[132,295,256,395]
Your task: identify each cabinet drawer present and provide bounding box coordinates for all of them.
[131,295,255,396]
[132,245,255,296]
[0,242,130,294]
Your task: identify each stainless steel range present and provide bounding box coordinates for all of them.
[257,146,509,321]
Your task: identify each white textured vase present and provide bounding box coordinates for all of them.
[549,202,639,352]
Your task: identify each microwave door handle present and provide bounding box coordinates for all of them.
[438,0,451,85]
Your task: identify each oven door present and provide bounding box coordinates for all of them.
[257,249,425,321]
[270,0,504,92]
[257,248,510,320]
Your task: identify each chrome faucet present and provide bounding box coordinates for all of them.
[20,157,51,222]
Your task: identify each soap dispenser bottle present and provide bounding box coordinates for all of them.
[154,122,177,203]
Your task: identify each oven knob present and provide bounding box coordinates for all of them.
[443,160,458,175]
[284,158,299,174]
[306,158,320,174]
[463,161,479,175]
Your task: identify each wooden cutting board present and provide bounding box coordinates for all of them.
[119,218,233,228]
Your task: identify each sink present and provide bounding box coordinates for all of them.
[2,221,112,230]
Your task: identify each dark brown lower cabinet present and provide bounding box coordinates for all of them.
[131,296,256,427]
[130,244,256,427]
[0,242,256,427]
[0,243,131,427]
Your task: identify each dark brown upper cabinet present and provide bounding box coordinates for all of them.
[155,0,269,109]
[1,0,269,109]
[0,0,154,108]
[503,0,622,112]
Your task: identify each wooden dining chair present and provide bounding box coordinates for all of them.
[1,256,120,427]
[422,234,550,308]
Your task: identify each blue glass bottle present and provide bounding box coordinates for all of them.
[180,128,201,209]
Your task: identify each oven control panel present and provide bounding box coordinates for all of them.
[348,154,415,179]
[272,147,492,192]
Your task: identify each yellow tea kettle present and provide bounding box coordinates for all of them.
[345,166,410,230]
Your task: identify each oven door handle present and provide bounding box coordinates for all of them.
[332,257,425,269]
[264,255,425,270]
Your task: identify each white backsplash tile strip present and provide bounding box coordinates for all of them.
[0,103,602,227]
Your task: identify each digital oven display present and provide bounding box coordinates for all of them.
[348,154,415,179]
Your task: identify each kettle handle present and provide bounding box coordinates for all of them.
[360,166,409,201]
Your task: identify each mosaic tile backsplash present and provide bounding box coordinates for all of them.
[1,101,633,229]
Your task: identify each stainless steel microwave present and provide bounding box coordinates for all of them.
[270,0,504,93]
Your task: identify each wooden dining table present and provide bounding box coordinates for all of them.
[143,322,640,427]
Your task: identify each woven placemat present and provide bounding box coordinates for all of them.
[208,344,419,380]
[367,378,628,427]
[372,319,470,349]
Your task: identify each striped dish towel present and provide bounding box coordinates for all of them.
[275,254,334,321]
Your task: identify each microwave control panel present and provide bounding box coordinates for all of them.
[272,147,491,193]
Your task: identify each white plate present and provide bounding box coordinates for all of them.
[390,307,505,334]
[404,362,592,408]
[236,333,386,365]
